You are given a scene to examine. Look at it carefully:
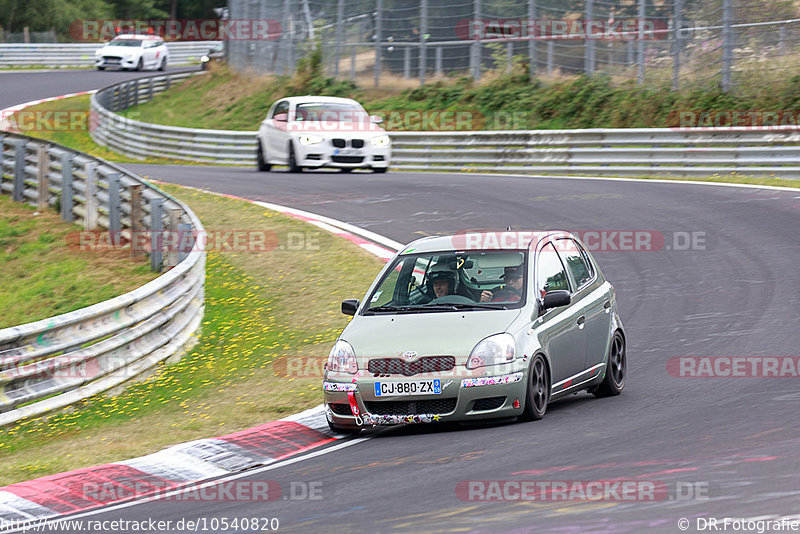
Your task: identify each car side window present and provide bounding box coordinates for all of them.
[537,242,570,298]
[557,238,593,289]
[270,101,289,119]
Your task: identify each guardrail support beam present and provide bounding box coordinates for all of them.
[60,152,74,222]
[130,184,145,259]
[13,139,26,202]
[150,197,164,272]
[84,162,98,231]
[36,144,50,210]
[108,173,121,245]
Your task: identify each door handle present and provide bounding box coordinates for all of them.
[577,315,586,328]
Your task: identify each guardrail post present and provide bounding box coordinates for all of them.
[165,74,171,92]
[148,77,154,101]
[60,152,74,222]
[13,139,26,202]
[130,184,145,259]
[108,173,121,245]
[149,196,163,272]
[166,207,181,268]
[133,79,139,107]
[84,162,98,231]
[36,144,50,211]
[178,222,193,263]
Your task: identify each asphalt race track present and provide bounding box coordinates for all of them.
[3,73,800,533]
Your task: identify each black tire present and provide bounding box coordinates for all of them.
[256,141,271,171]
[327,420,361,435]
[373,167,388,173]
[287,143,301,173]
[593,331,626,397]
[96,66,105,71]
[158,58,166,71]
[522,354,550,421]
[135,58,143,71]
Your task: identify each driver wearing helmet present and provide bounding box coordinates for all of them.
[428,263,457,299]
[480,265,523,303]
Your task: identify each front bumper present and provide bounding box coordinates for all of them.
[323,362,528,427]
[95,56,138,69]
[294,141,391,170]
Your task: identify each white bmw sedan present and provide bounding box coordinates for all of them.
[95,34,168,71]
[256,96,391,173]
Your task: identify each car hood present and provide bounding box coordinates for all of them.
[340,309,522,362]
[98,46,141,55]
[286,123,386,137]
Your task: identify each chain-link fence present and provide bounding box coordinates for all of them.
[225,0,800,92]
[0,29,58,43]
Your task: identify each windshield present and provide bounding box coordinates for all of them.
[108,39,143,47]
[295,103,365,122]
[364,250,527,314]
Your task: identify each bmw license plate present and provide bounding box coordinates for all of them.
[374,379,441,397]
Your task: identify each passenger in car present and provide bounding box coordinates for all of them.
[479,265,524,303]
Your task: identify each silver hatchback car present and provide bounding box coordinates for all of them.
[323,231,626,433]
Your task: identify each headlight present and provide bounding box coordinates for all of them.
[369,135,391,147]
[466,333,516,369]
[201,55,210,62]
[298,134,324,145]
[95,50,102,56]
[327,340,357,374]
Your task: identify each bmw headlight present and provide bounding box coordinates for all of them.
[298,134,324,145]
[327,340,358,374]
[369,134,391,147]
[466,333,516,369]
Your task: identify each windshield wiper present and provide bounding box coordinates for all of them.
[449,303,508,310]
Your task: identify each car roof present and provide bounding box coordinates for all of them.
[112,34,161,41]
[399,231,574,254]
[278,96,363,106]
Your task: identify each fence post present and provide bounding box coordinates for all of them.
[547,40,554,74]
[60,152,74,222]
[334,0,344,77]
[149,197,164,272]
[721,0,733,92]
[528,0,537,77]
[471,0,482,80]
[419,0,428,85]
[350,45,356,81]
[13,139,26,202]
[108,173,121,246]
[779,23,786,56]
[285,0,294,75]
[637,0,645,85]
[374,0,383,87]
[672,0,682,90]
[435,46,443,76]
[84,162,98,231]
[404,46,410,79]
[166,207,181,268]
[36,144,50,211]
[130,184,144,259]
[585,0,594,75]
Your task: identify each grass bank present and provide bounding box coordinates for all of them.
[0,194,156,329]
[0,182,384,486]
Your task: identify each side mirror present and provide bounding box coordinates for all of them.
[273,112,288,122]
[369,114,383,124]
[341,299,360,316]
[542,290,571,311]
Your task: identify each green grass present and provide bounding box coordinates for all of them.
[0,194,156,329]
[0,183,384,486]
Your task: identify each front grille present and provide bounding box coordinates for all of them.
[472,396,506,411]
[103,56,122,61]
[332,156,364,164]
[306,154,321,160]
[368,356,456,377]
[365,398,457,416]
[351,138,365,148]
[331,138,346,148]
[373,155,385,161]
[328,403,352,416]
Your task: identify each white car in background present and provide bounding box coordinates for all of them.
[95,34,168,71]
[256,96,391,173]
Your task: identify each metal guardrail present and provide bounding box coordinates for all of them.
[89,70,800,178]
[0,41,219,68]
[0,132,205,426]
